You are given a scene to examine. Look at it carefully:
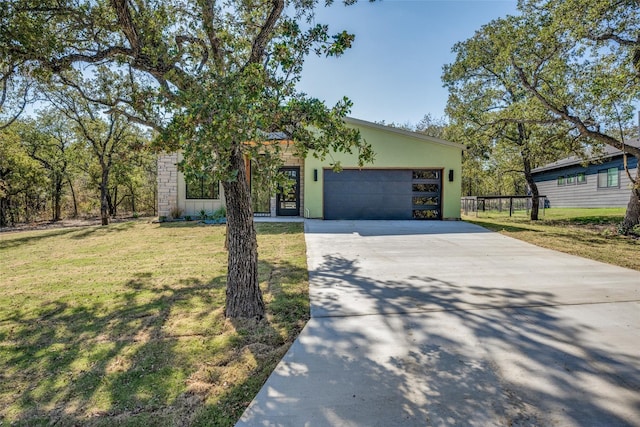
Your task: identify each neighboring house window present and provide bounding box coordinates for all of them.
[577,172,586,184]
[557,176,565,186]
[566,174,575,185]
[597,167,619,188]
[186,174,220,199]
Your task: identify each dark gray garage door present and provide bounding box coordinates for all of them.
[323,169,442,220]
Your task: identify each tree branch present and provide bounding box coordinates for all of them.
[104,107,164,132]
[199,0,225,69]
[0,75,29,130]
[109,0,141,55]
[247,0,284,65]
[46,47,135,72]
[512,60,640,159]
[590,30,637,47]
[175,35,209,72]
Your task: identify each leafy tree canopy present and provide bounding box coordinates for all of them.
[443,0,640,225]
[1,0,373,164]
[0,0,374,318]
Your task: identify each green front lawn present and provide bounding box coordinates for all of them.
[464,207,640,271]
[0,221,308,426]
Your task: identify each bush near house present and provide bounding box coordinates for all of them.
[0,221,308,426]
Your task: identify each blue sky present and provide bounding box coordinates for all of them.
[297,0,518,125]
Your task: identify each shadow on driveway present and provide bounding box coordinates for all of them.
[238,221,640,426]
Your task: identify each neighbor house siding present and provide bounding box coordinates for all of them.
[533,156,638,208]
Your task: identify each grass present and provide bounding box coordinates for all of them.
[464,207,640,271]
[0,220,308,426]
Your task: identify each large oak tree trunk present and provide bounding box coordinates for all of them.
[68,177,78,218]
[620,167,640,232]
[622,191,640,227]
[529,180,540,221]
[0,197,9,227]
[100,166,110,226]
[521,143,540,221]
[223,147,265,319]
[53,174,63,221]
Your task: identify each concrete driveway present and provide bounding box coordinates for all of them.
[237,220,640,426]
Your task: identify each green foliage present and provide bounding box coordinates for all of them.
[162,63,372,188]
[618,222,640,237]
[442,15,580,207]
[2,0,373,181]
[211,206,226,220]
[43,83,155,224]
[0,125,47,225]
[518,0,640,78]
[0,103,157,225]
[444,0,639,224]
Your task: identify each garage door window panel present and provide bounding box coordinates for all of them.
[413,209,440,219]
[413,196,439,206]
[411,169,442,220]
[412,183,439,193]
[413,170,440,180]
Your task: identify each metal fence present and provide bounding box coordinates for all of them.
[461,195,547,218]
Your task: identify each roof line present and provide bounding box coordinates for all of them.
[344,117,466,150]
[532,138,640,173]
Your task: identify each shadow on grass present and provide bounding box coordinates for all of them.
[156,221,303,237]
[0,227,80,250]
[464,219,542,234]
[0,221,138,250]
[69,221,137,240]
[254,223,304,236]
[544,215,624,226]
[188,258,309,426]
[2,258,308,427]
[2,273,223,426]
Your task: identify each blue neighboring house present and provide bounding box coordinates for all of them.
[531,139,639,208]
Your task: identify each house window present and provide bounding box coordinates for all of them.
[186,174,220,199]
[577,172,586,184]
[557,176,565,186]
[597,168,619,188]
[566,174,576,185]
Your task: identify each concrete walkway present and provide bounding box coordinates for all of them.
[237,220,640,427]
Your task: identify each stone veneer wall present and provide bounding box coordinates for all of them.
[157,153,179,218]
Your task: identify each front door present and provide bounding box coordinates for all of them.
[276,167,300,216]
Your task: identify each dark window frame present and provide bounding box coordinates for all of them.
[185,175,220,200]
